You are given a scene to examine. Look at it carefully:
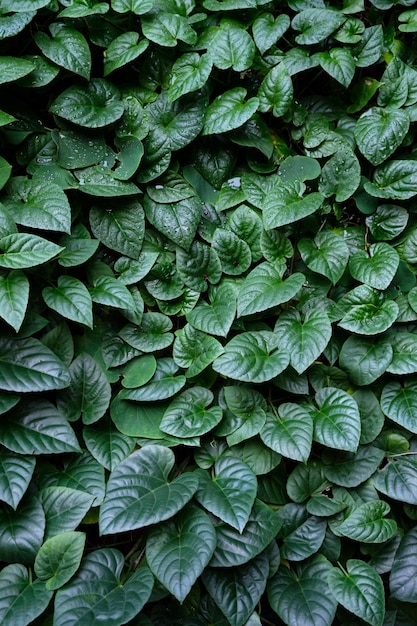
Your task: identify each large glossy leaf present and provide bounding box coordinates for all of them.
[258,62,293,117]
[210,499,281,568]
[365,159,417,200]
[203,88,259,135]
[337,285,398,335]
[213,331,290,383]
[338,501,397,543]
[173,325,223,378]
[292,9,346,45]
[268,555,337,626]
[35,24,91,79]
[373,457,417,505]
[322,445,385,488]
[252,13,290,54]
[0,399,81,455]
[317,48,355,87]
[3,178,71,233]
[0,337,70,392]
[83,420,134,471]
[186,282,237,337]
[146,92,206,150]
[99,445,198,534]
[54,549,154,626]
[380,380,417,433]
[0,233,63,269]
[89,199,145,258]
[319,147,361,202]
[0,57,34,83]
[57,353,111,425]
[160,387,222,438]
[355,107,410,165]
[0,563,53,626]
[390,526,417,602]
[50,79,124,128]
[40,486,95,539]
[195,456,257,532]
[280,515,327,561]
[34,531,86,590]
[0,493,45,564]
[261,403,313,463]
[298,230,350,284]
[211,228,252,275]
[168,53,213,102]
[386,330,417,374]
[0,270,29,332]
[144,194,201,250]
[339,335,393,385]
[202,552,269,626]
[263,180,324,229]
[237,262,305,317]
[0,451,35,510]
[146,505,216,603]
[309,387,361,452]
[274,309,332,374]
[349,242,399,290]
[43,276,93,328]
[90,275,135,310]
[103,31,149,75]
[141,12,196,47]
[177,240,222,290]
[208,23,255,72]
[328,560,385,626]
[120,313,173,352]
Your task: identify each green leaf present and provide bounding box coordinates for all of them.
[57,353,111,425]
[173,325,223,378]
[309,387,361,452]
[0,493,44,564]
[111,0,153,13]
[209,499,282,567]
[120,313,173,352]
[83,420,134,471]
[387,331,417,374]
[90,275,135,310]
[58,0,109,17]
[355,107,410,166]
[168,53,213,102]
[121,354,156,388]
[187,283,237,337]
[0,337,70,392]
[50,79,124,128]
[89,199,145,258]
[34,531,86,590]
[0,57,34,84]
[146,92,206,151]
[0,563,53,626]
[0,157,11,190]
[0,233,63,269]
[99,446,198,534]
[0,451,35,509]
[338,501,397,543]
[75,166,140,196]
[339,335,393,385]
[195,456,257,532]
[146,505,216,603]
[366,204,408,241]
[319,148,361,201]
[390,527,417,602]
[54,549,154,626]
[160,387,222,438]
[177,240,222,291]
[263,180,324,229]
[337,285,399,335]
[43,276,93,328]
[120,357,186,402]
[212,228,251,275]
[292,9,346,45]
[373,457,417,505]
[237,262,305,317]
[0,399,81,455]
[144,195,201,250]
[268,555,337,626]
[328,560,385,626]
[353,25,383,67]
[221,386,267,446]
[40,487,94,539]
[208,23,255,72]
[0,270,29,332]
[322,445,385,488]
[203,88,259,135]
[280,515,327,561]
[261,404,313,462]
[317,48,355,87]
[103,31,149,75]
[213,331,290,383]
[252,13,290,54]
[274,309,332,374]
[381,380,417,433]
[365,160,417,200]
[142,12,196,47]
[298,230,350,284]
[35,24,91,79]
[202,552,269,626]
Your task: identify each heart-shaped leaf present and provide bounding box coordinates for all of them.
[0,270,29,332]
[83,420,134,472]
[89,199,145,258]
[298,230,350,284]
[40,487,95,540]
[338,500,397,543]
[261,403,313,463]
[144,194,201,250]
[309,387,361,452]
[146,505,216,603]
[339,335,393,385]
[258,62,293,117]
[203,88,259,135]
[103,31,148,75]
[195,456,257,532]
[0,451,35,510]
[34,531,86,590]
[349,242,399,290]
[186,282,237,337]
[373,457,417,505]
[35,24,91,79]
[328,560,385,626]
[252,13,290,54]
[208,23,255,72]
[160,387,222,438]
[43,276,93,328]
[0,563,53,626]
[99,445,198,534]
[0,493,45,564]
[263,180,324,229]
[0,233,64,269]
[168,53,213,102]
[355,107,410,165]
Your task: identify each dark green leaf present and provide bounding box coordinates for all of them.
[43,276,93,328]
[144,195,201,250]
[373,457,417,505]
[309,387,361,452]
[0,270,29,332]
[35,24,91,79]
[0,493,44,564]
[0,451,35,509]
[0,233,63,269]
[355,107,410,165]
[34,531,86,590]
[261,404,313,462]
[89,199,145,258]
[381,380,417,433]
[390,526,417,602]
[339,335,393,385]
[203,88,259,135]
[0,563,53,626]
[208,23,255,72]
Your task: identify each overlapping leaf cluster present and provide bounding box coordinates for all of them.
[2,0,417,624]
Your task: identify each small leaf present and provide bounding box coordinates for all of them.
[103,31,148,75]
[176,240,222,291]
[40,487,94,539]
[99,446,198,534]
[173,325,223,378]
[90,276,135,310]
[258,62,293,117]
[203,88,259,135]
[120,312,173,352]
[195,456,257,532]
[298,230,349,284]
[43,276,93,328]
[0,270,29,332]
[263,180,324,229]
[168,53,213,102]
[317,48,355,87]
[34,531,86,590]
[146,505,216,603]
[328,560,385,626]
[337,285,398,335]
[208,23,255,72]
[187,283,237,337]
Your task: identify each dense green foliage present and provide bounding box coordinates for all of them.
[2,0,417,624]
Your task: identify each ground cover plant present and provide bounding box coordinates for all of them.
[2,0,417,624]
